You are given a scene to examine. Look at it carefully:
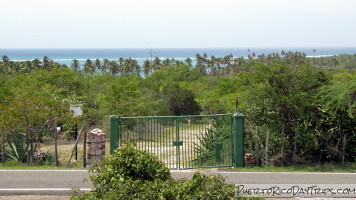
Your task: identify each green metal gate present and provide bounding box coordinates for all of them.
[110,113,244,169]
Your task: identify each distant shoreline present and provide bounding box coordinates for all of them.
[1,48,355,67]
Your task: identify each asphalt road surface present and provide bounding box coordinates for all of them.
[0,169,355,198]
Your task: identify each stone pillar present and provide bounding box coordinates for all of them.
[86,129,105,166]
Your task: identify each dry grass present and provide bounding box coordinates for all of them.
[37,136,111,168]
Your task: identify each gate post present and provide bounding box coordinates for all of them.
[110,115,119,154]
[233,113,244,167]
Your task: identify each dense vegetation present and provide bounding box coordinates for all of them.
[0,52,355,166]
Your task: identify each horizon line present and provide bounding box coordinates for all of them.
[1,47,356,49]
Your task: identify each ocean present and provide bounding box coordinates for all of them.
[1,48,356,66]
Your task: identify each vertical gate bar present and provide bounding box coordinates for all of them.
[160,118,162,164]
[152,118,154,153]
[211,116,214,167]
[155,118,157,158]
[162,118,165,167]
[195,118,197,168]
[147,118,150,153]
[233,113,244,167]
[190,119,193,169]
[165,118,167,167]
[213,116,216,167]
[189,117,191,169]
[138,118,141,151]
[147,118,149,153]
[146,118,148,153]
[171,118,174,169]
[159,118,162,164]
[140,118,142,151]
[110,115,119,154]
[156,118,158,158]
[123,118,125,144]
[172,118,175,169]
[192,117,195,168]
[169,121,175,168]
[168,118,171,168]
[122,118,125,145]
[145,118,147,153]
[154,118,156,154]
[143,118,145,152]
[176,117,180,169]
[199,117,202,168]
[188,117,191,168]
[199,117,203,168]
[182,117,184,169]
[214,116,216,167]
[182,117,185,169]
[165,118,168,167]
[231,115,234,166]
[141,118,143,152]
[159,118,162,163]
[167,118,169,168]
[191,118,194,169]
[136,119,138,150]
[179,117,181,169]
[150,118,153,154]
[184,117,186,169]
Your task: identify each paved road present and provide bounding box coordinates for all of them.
[0,170,355,197]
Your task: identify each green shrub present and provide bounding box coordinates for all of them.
[71,143,250,200]
[6,133,29,163]
[91,143,171,183]
[194,117,231,163]
[172,173,236,199]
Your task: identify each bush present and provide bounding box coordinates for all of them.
[194,117,231,164]
[71,143,238,200]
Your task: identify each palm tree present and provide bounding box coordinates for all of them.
[143,60,151,76]
[133,60,141,75]
[32,58,42,70]
[2,55,9,64]
[43,56,51,70]
[84,59,95,73]
[185,58,193,68]
[71,59,80,72]
[95,59,102,73]
[195,53,206,75]
[153,57,162,71]
[102,59,110,73]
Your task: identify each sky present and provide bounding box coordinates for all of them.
[0,0,355,48]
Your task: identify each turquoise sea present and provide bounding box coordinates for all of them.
[1,48,356,66]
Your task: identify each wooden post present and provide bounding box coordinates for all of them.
[265,131,270,165]
[54,123,59,167]
[65,125,85,167]
[293,131,298,159]
[281,125,285,166]
[2,127,5,166]
[74,125,78,160]
[26,126,30,165]
[83,130,87,168]
[255,126,260,166]
[342,133,347,165]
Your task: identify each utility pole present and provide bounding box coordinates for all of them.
[149,47,155,71]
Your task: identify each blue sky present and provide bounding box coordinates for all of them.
[1,0,355,48]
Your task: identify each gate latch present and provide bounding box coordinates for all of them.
[173,140,183,146]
